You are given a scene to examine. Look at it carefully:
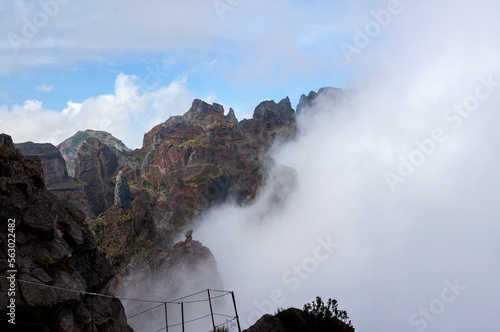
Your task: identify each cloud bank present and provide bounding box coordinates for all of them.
[195,0,500,331]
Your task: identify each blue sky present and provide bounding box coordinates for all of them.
[0,0,364,148]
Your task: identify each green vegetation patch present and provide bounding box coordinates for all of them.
[0,145,8,161]
[181,134,207,148]
[301,296,355,331]
[186,166,219,186]
[119,150,141,163]
[142,179,157,190]
[94,221,106,239]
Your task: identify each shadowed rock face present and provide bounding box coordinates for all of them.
[0,134,132,332]
[15,141,70,188]
[74,137,119,217]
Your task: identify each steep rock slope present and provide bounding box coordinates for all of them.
[120,97,297,229]
[14,141,90,217]
[74,137,119,218]
[90,202,223,297]
[89,202,223,331]
[0,134,132,331]
[15,141,70,188]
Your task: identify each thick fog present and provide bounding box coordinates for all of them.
[196,1,500,331]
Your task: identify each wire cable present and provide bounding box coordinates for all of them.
[14,278,164,304]
[127,303,164,319]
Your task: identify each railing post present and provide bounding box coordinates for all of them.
[164,302,169,332]
[91,296,95,332]
[181,302,185,332]
[207,290,216,332]
[231,292,241,332]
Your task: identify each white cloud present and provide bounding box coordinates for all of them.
[36,84,54,92]
[206,58,218,70]
[1,74,195,148]
[0,0,367,83]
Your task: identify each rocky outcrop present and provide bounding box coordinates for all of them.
[296,86,344,114]
[14,141,92,216]
[74,137,119,217]
[252,97,295,124]
[58,129,131,177]
[226,107,238,123]
[0,134,132,331]
[15,141,70,188]
[244,307,355,332]
[114,171,132,210]
[91,204,222,296]
[129,97,298,228]
[90,202,223,331]
[130,197,155,240]
[238,97,297,156]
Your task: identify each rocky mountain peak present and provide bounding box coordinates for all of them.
[297,86,344,114]
[252,97,295,124]
[189,98,225,115]
[226,107,238,123]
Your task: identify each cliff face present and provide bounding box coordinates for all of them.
[125,97,297,228]
[0,134,132,331]
[15,141,70,188]
[74,137,119,218]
